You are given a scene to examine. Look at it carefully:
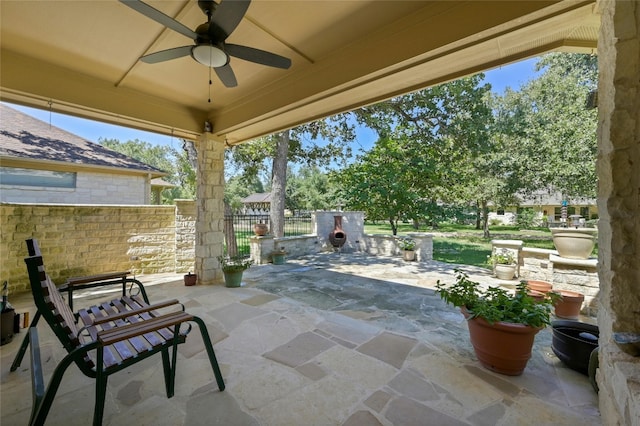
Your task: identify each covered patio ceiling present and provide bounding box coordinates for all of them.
[0,0,599,145]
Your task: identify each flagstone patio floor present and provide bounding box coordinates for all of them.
[0,253,601,425]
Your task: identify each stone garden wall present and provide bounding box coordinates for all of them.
[0,202,196,293]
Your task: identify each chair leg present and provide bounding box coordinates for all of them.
[93,348,108,426]
[161,348,177,398]
[31,347,86,426]
[192,316,225,391]
[11,311,41,371]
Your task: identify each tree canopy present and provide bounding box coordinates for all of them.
[99,138,196,203]
[332,53,597,233]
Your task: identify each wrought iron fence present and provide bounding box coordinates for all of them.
[224,214,312,257]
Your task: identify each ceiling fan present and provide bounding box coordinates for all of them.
[120,0,291,88]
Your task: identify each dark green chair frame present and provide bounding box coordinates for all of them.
[12,239,225,425]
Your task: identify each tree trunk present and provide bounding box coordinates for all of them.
[481,200,491,238]
[475,201,481,230]
[270,131,289,238]
[389,218,398,235]
[182,139,198,169]
[224,202,238,256]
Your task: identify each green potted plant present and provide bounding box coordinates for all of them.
[271,247,287,265]
[397,237,416,261]
[217,255,253,288]
[436,270,555,375]
[487,248,517,280]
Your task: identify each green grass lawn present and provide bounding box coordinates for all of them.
[363,222,597,268]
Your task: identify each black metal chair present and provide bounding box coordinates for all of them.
[12,238,225,425]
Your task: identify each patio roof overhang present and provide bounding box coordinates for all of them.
[0,1,598,145]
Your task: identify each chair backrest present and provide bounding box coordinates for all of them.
[24,239,94,371]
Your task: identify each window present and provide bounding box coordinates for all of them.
[0,167,76,188]
[497,209,505,216]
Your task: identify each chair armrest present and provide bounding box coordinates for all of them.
[89,299,182,326]
[63,271,131,287]
[97,311,193,346]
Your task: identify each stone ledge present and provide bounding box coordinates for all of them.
[491,239,523,249]
[521,247,557,256]
[549,254,598,268]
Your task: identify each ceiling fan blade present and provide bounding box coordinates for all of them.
[215,64,238,88]
[209,0,251,40]
[140,46,193,64]
[226,44,291,69]
[119,0,197,39]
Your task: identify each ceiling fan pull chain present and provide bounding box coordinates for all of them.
[208,66,212,103]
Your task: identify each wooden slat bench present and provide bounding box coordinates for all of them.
[12,239,225,425]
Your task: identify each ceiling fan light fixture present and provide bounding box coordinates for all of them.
[191,44,228,67]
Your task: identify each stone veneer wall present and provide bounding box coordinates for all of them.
[596,1,640,424]
[250,213,434,264]
[174,199,197,273]
[361,233,433,262]
[250,234,320,265]
[314,211,365,252]
[0,202,198,293]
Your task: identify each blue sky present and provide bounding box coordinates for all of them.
[5,58,539,149]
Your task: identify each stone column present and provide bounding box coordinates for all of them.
[596,1,640,424]
[407,232,433,262]
[194,133,226,284]
[250,235,275,265]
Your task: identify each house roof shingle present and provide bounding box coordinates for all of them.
[0,104,165,176]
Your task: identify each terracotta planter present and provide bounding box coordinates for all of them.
[402,250,416,261]
[551,228,597,259]
[553,290,585,319]
[462,308,541,376]
[494,264,516,280]
[183,272,197,286]
[527,290,546,303]
[254,223,269,236]
[526,280,553,294]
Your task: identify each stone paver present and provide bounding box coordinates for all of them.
[0,253,601,425]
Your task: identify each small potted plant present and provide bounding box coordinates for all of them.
[271,247,287,265]
[487,248,517,280]
[397,237,416,261]
[183,271,197,286]
[217,255,253,288]
[436,270,555,375]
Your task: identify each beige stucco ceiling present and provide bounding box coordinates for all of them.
[0,0,599,145]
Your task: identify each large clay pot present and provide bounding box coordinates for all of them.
[553,290,585,319]
[527,290,546,303]
[462,308,541,376]
[254,223,269,236]
[551,228,597,259]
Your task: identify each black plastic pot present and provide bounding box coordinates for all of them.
[551,320,599,375]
